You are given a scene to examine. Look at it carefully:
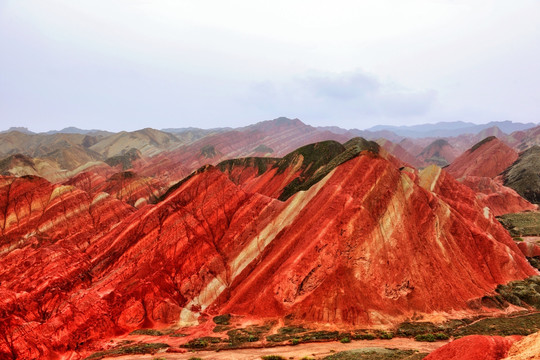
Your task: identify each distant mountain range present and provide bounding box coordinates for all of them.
[366,120,537,138]
[3,120,537,139]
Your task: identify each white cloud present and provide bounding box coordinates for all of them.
[0,0,539,130]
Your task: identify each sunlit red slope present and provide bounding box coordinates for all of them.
[444,136,536,216]
[461,177,537,216]
[64,170,167,207]
[215,158,534,325]
[446,136,518,179]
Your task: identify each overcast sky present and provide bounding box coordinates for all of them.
[1,0,539,132]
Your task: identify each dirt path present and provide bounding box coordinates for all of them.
[104,338,449,360]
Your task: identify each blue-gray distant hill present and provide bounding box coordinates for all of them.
[44,127,113,136]
[367,121,536,138]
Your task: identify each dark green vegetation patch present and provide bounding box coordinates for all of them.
[129,329,163,336]
[85,343,169,359]
[213,313,231,325]
[503,146,540,204]
[105,148,141,170]
[182,337,223,349]
[226,323,274,346]
[217,157,279,177]
[494,276,540,310]
[278,138,379,201]
[323,348,427,360]
[396,320,465,337]
[414,333,449,342]
[497,212,540,237]
[469,136,496,153]
[453,312,540,337]
[529,257,540,270]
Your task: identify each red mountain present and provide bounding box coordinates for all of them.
[446,136,518,179]
[0,140,536,358]
[417,139,460,167]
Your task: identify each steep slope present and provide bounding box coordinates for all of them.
[218,138,381,200]
[447,137,518,179]
[216,161,534,325]
[461,177,537,216]
[64,170,167,207]
[503,146,540,204]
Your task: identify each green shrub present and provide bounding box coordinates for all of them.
[261,356,286,360]
[353,333,375,340]
[301,330,339,341]
[340,337,351,343]
[453,312,540,336]
[213,314,231,325]
[227,328,261,345]
[129,329,163,336]
[290,338,300,345]
[170,333,187,337]
[85,343,169,359]
[379,331,394,339]
[278,326,305,334]
[435,332,450,340]
[415,333,436,342]
[183,339,208,349]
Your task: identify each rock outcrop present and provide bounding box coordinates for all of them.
[446,137,518,179]
[504,331,540,360]
[461,177,537,216]
[424,335,522,360]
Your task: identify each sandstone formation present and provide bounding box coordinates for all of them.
[446,137,518,179]
[461,177,537,216]
[504,331,540,360]
[424,335,522,360]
